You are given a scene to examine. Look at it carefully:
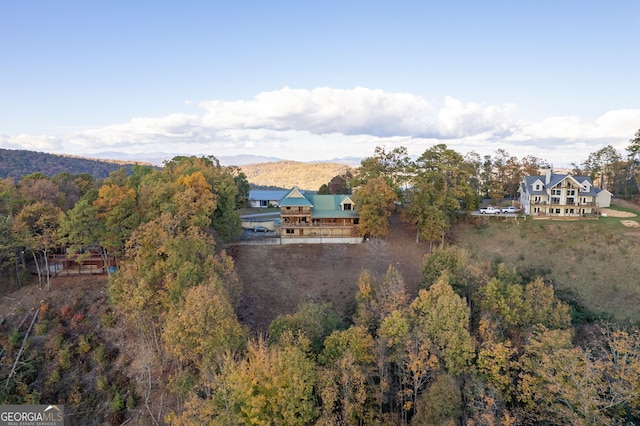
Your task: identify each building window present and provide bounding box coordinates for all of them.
[343,203,352,211]
[567,197,574,205]
[286,229,294,234]
[552,189,561,196]
[535,184,540,190]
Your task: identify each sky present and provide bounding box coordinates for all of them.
[1,1,639,167]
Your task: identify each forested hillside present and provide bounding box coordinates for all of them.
[0,148,148,180]
[241,160,353,190]
[1,141,640,424]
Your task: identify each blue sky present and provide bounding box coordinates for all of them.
[1,1,638,166]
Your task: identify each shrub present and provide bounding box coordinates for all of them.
[100,311,116,328]
[46,368,61,386]
[110,391,125,412]
[93,344,107,365]
[57,344,72,370]
[76,334,92,355]
[8,329,21,351]
[59,304,71,319]
[34,321,48,336]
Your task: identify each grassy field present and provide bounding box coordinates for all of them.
[453,206,640,323]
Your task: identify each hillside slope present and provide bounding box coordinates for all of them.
[0,148,151,180]
[453,205,640,322]
[241,160,353,190]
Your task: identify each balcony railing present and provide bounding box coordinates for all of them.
[280,208,311,215]
[532,201,595,206]
[281,222,357,228]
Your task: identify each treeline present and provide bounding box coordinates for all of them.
[330,131,640,250]
[0,148,147,180]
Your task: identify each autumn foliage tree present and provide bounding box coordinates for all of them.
[352,176,397,237]
[13,201,62,289]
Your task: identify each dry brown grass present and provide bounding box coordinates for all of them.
[453,216,640,323]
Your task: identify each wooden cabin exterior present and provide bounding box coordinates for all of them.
[278,188,360,241]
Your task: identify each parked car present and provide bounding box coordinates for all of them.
[501,206,517,214]
[253,225,270,232]
[479,206,500,214]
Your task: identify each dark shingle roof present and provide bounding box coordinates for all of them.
[521,173,597,196]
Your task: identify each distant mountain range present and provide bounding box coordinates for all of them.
[0,148,361,187]
[87,151,363,167]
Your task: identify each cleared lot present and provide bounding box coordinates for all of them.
[228,213,428,331]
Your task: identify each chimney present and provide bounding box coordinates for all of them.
[545,165,552,185]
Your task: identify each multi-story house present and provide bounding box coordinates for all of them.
[278,187,361,243]
[519,167,612,218]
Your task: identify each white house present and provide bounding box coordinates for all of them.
[519,167,612,218]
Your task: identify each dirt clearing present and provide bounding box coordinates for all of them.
[600,208,637,218]
[229,213,429,332]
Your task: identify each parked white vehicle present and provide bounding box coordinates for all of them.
[501,206,517,214]
[479,206,500,214]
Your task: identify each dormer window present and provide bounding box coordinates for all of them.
[535,184,540,191]
[343,203,352,211]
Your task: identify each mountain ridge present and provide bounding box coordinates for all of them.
[0,148,359,189]
[0,148,152,180]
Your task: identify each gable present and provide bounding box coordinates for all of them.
[279,187,313,207]
[550,175,583,189]
[531,178,544,191]
[522,177,546,194]
[340,196,355,210]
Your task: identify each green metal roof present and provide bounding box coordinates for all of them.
[309,194,358,219]
[279,188,359,218]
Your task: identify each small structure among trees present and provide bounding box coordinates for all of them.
[49,246,117,275]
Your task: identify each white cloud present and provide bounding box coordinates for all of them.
[433,96,518,139]
[200,86,433,136]
[519,109,640,141]
[1,87,638,168]
[0,133,63,151]
[68,113,202,147]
